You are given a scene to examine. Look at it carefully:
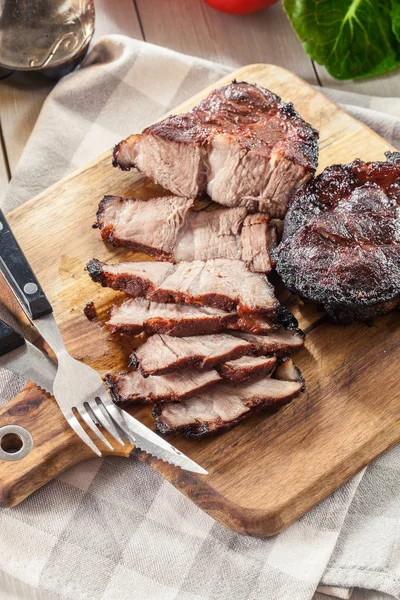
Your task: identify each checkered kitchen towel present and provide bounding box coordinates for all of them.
[1,36,400,600]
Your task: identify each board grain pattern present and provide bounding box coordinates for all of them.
[0,64,399,537]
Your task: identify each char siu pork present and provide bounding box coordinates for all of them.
[131,333,254,376]
[131,329,304,376]
[113,81,318,217]
[153,378,303,437]
[275,152,400,323]
[106,298,275,337]
[87,258,279,317]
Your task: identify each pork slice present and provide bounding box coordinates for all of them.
[107,298,238,336]
[86,259,174,297]
[106,368,221,404]
[150,258,278,316]
[113,82,318,217]
[232,329,304,354]
[96,195,193,259]
[131,333,253,376]
[153,378,303,437]
[107,298,275,337]
[88,258,279,317]
[217,355,277,383]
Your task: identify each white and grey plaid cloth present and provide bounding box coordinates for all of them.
[1,36,400,600]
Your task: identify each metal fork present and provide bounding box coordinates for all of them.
[0,210,137,456]
[33,314,138,456]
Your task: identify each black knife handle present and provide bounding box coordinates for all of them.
[0,210,52,320]
[0,320,25,356]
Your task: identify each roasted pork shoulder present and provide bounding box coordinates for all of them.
[153,378,303,437]
[275,152,400,323]
[113,81,318,217]
[87,258,279,317]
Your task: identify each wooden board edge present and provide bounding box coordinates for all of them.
[147,419,400,537]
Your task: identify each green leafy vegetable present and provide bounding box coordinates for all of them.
[283,0,400,80]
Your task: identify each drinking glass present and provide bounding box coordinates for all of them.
[0,0,95,77]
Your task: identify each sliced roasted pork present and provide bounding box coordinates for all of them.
[96,195,193,259]
[87,258,279,317]
[96,196,276,273]
[153,378,303,437]
[113,81,318,217]
[106,368,221,404]
[107,298,274,337]
[131,328,303,376]
[217,355,277,383]
[131,333,253,376]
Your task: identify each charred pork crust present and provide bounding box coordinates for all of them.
[86,258,105,284]
[275,154,400,324]
[275,305,303,335]
[112,81,318,217]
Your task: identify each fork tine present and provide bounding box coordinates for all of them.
[76,406,114,451]
[88,398,125,446]
[99,393,137,445]
[66,412,102,457]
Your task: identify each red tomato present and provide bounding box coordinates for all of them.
[203,0,279,14]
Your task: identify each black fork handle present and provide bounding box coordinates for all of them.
[0,210,52,321]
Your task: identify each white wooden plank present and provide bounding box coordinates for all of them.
[136,0,318,84]
[0,0,142,175]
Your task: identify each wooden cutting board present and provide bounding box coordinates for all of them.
[0,64,399,537]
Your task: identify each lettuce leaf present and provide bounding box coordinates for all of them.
[283,0,400,80]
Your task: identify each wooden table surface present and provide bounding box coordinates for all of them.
[0,0,399,203]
